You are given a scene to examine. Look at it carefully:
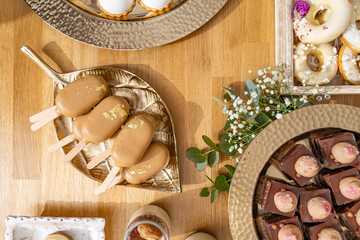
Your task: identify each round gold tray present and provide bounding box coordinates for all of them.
[228,104,360,239]
[23,0,228,50]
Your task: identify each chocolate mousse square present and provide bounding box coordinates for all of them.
[320,167,360,205]
[306,218,345,240]
[299,187,338,223]
[255,177,300,217]
[256,215,303,240]
[314,132,360,169]
[339,200,360,237]
[271,142,322,186]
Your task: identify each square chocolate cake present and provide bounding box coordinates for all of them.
[306,218,345,240]
[271,141,322,187]
[298,188,338,223]
[314,132,360,169]
[339,200,360,237]
[320,167,360,205]
[256,215,303,240]
[256,177,300,217]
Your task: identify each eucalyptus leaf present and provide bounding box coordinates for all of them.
[241,113,256,121]
[220,133,237,156]
[202,135,220,152]
[215,175,230,192]
[224,165,236,176]
[208,151,220,167]
[196,160,208,171]
[254,111,272,127]
[211,189,219,203]
[224,117,235,131]
[245,79,261,101]
[212,96,226,106]
[200,187,210,197]
[186,147,207,163]
[223,87,237,98]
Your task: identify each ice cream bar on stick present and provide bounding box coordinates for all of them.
[95,142,170,195]
[48,113,88,153]
[92,113,156,194]
[87,113,156,170]
[62,95,130,163]
[30,75,109,131]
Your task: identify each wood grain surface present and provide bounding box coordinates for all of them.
[1,0,360,239]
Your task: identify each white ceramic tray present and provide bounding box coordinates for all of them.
[5,216,105,240]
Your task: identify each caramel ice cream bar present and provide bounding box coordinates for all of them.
[48,113,89,153]
[111,113,156,168]
[82,95,130,143]
[30,74,108,131]
[123,142,170,185]
[62,96,130,163]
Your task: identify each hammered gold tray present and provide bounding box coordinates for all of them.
[53,67,181,193]
[228,104,360,239]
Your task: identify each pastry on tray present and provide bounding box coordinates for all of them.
[255,177,300,217]
[313,132,360,170]
[138,0,173,13]
[44,232,73,240]
[338,44,360,85]
[298,187,338,223]
[306,217,346,240]
[98,0,136,18]
[256,215,304,240]
[340,0,360,53]
[319,167,360,205]
[271,141,322,186]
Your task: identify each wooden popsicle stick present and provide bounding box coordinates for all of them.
[87,149,111,169]
[29,105,58,123]
[94,166,120,195]
[62,141,87,163]
[30,109,60,131]
[108,174,124,188]
[48,135,75,153]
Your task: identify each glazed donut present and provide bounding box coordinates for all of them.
[294,42,338,86]
[293,0,353,44]
[340,0,360,52]
[339,45,360,84]
[98,0,136,18]
[138,0,173,12]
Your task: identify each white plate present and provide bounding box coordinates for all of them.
[5,216,105,240]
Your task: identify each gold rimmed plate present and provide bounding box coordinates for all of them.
[23,0,228,50]
[228,104,360,239]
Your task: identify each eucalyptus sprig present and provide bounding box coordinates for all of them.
[186,63,332,203]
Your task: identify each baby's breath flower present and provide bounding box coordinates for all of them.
[248,70,252,74]
[316,96,322,101]
[265,106,270,112]
[324,94,331,100]
[276,113,283,119]
[258,70,264,76]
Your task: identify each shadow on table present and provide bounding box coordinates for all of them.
[2,0,32,24]
[40,201,141,239]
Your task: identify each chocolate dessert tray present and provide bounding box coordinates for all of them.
[275,0,360,95]
[5,216,105,240]
[23,0,228,49]
[228,104,360,239]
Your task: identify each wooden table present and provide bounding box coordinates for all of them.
[1,0,360,239]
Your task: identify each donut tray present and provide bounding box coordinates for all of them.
[275,0,360,95]
[5,216,105,240]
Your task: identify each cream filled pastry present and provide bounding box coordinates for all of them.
[274,191,298,213]
[330,142,360,164]
[317,228,342,240]
[339,45,360,85]
[293,0,353,44]
[294,42,338,86]
[339,177,360,200]
[98,0,136,17]
[295,155,319,178]
[44,232,73,240]
[278,224,303,240]
[138,0,173,12]
[307,197,331,220]
[340,0,360,52]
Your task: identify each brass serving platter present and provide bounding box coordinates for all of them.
[228,104,360,239]
[23,0,228,50]
[54,67,181,193]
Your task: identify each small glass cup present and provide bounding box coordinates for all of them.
[185,232,216,240]
[124,205,171,240]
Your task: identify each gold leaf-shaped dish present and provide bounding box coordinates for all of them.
[53,67,181,193]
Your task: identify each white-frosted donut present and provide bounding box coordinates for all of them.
[339,45,360,84]
[340,0,360,52]
[294,0,353,44]
[294,42,338,86]
[138,0,173,11]
[98,0,135,17]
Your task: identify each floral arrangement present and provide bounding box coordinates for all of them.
[186,64,331,203]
